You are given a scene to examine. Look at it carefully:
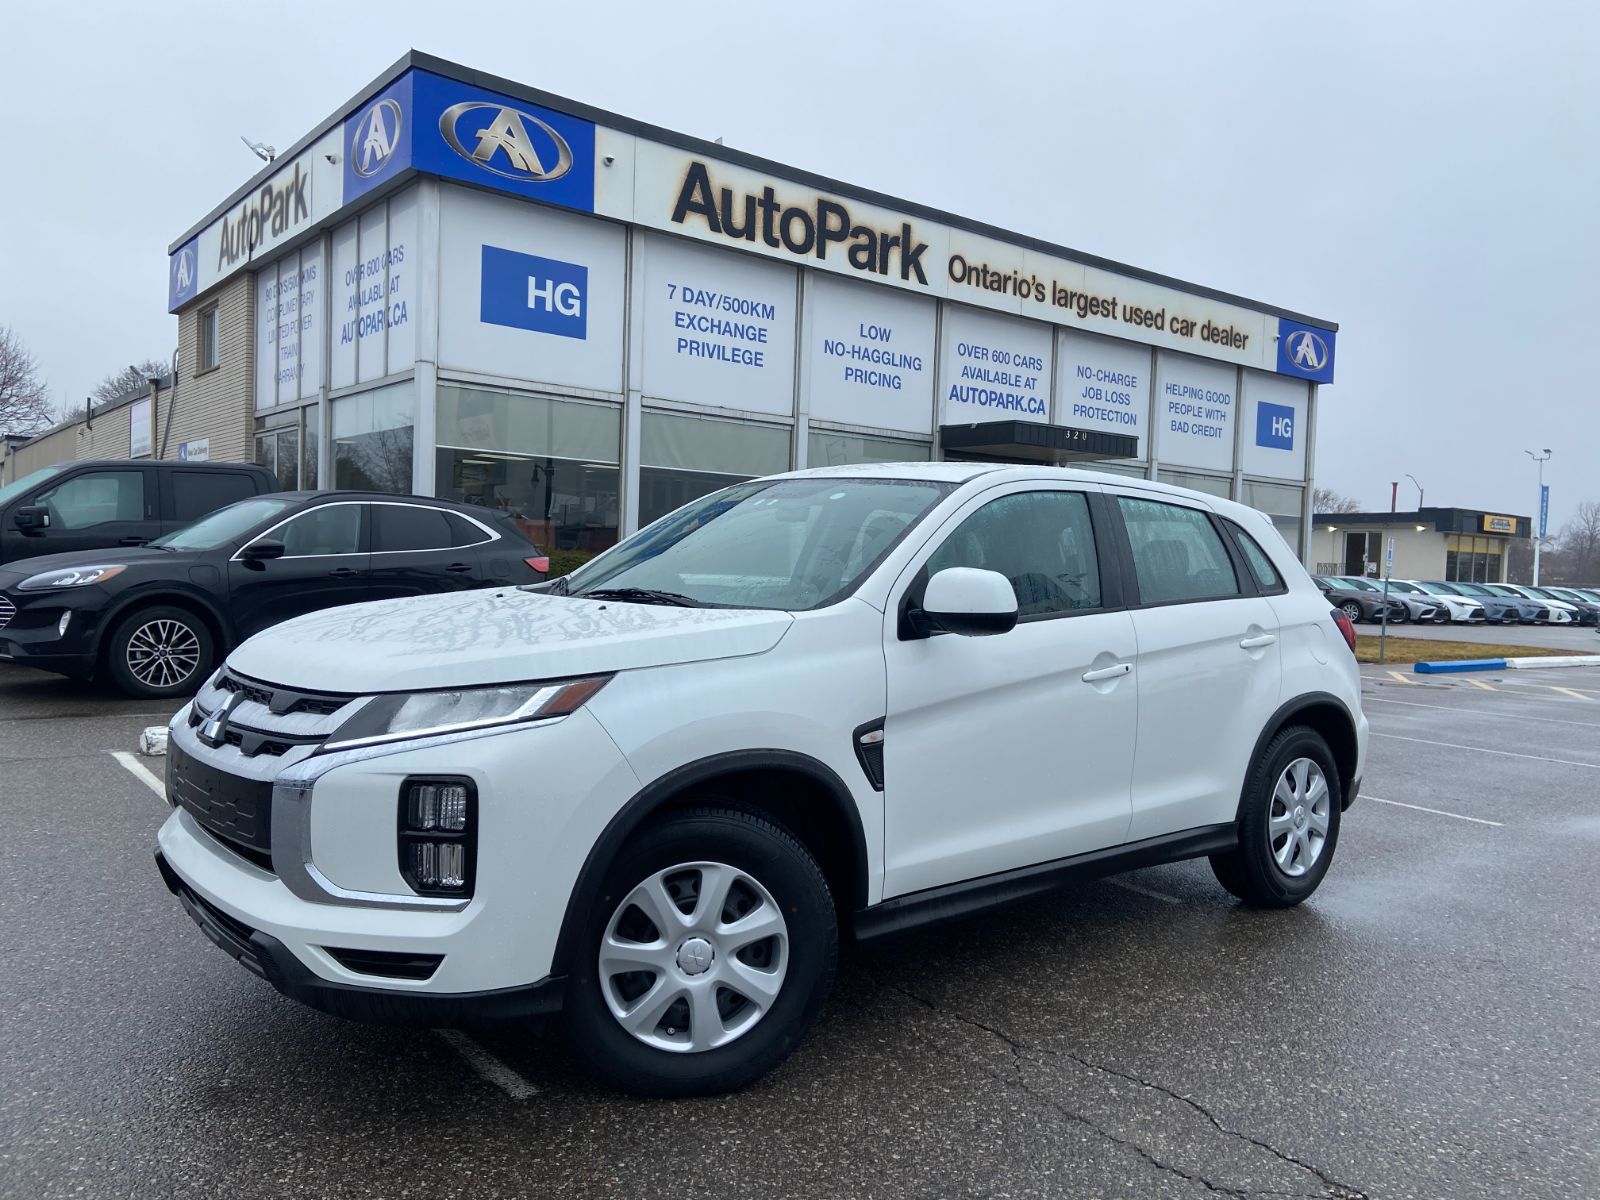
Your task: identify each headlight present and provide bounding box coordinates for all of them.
[321,676,611,752]
[17,563,126,590]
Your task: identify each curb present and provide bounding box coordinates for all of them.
[1414,655,1600,674]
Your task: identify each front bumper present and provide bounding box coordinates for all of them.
[0,588,103,675]
[156,850,564,1024]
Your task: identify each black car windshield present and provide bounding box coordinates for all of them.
[150,497,295,551]
[0,463,66,508]
[563,477,954,610]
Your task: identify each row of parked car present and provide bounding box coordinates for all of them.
[1312,574,1600,626]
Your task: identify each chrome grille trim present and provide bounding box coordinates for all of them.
[0,595,15,630]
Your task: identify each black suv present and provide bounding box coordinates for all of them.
[0,459,277,567]
[0,491,548,697]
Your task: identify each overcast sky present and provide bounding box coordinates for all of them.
[3,1,1595,528]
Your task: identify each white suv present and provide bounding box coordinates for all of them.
[156,464,1367,1096]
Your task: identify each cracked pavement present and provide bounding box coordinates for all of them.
[2,662,1596,1198]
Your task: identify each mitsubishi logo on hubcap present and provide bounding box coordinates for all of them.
[676,937,714,976]
[1293,806,1307,829]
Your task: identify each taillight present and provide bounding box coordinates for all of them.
[1332,608,1358,654]
[525,556,549,574]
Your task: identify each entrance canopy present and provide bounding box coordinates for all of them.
[939,420,1138,465]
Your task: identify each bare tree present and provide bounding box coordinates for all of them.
[1555,501,1600,584]
[1312,486,1363,515]
[0,324,53,434]
[91,358,171,406]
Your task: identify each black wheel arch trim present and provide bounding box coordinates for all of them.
[550,748,870,977]
[1242,692,1361,814]
[98,587,233,661]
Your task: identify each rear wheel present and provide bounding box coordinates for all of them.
[1210,726,1341,908]
[564,807,837,1097]
[104,605,215,699]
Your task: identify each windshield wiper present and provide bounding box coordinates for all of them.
[578,587,702,607]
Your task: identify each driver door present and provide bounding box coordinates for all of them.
[880,482,1137,897]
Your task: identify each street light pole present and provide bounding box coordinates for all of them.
[1525,449,1552,585]
[1404,473,1424,508]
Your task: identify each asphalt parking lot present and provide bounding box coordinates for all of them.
[2,660,1596,1200]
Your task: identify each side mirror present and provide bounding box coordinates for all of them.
[240,537,286,561]
[916,567,1019,637]
[13,505,50,534]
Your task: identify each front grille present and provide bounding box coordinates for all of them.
[216,670,354,717]
[0,595,14,630]
[169,741,275,872]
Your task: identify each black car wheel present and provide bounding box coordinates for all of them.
[105,605,215,699]
[565,807,837,1097]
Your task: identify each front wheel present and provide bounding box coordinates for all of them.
[1340,601,1363,625]
[104,605,215,699]
[1210,726,1342,908]
[564,807,837,1097]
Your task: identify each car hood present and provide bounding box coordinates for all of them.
[0,545,193,588]
[226,587,794,692]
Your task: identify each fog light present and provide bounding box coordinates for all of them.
[399,777,475,896]
[57,610,72,637]
[407,782,469,832]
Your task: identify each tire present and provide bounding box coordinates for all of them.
[1340,601,1363,625]
[104,605,216,700]
[1209,726,1342,908]
[564,807,837,1097]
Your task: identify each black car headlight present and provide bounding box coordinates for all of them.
[320,676,611,752]
[17,564,126,590]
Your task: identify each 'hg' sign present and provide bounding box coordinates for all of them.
[480,245,587,340]
[1256,401,1295,451]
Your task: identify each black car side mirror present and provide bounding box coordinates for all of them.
[13,505,50,535]
[240,538,286,561]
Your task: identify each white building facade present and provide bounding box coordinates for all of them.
[167,52,1338,563]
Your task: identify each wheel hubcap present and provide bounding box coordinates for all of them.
[126,619,201,689]
[1269,758,1330,878]
[599,861,789,1053]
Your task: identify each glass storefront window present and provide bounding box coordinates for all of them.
[254,405,313,490]
[436,384,621,556]
[639,409,790,526]
[807,429,930,468]
[1076,459,1147,479]
[1242,479,1305,557]
[1445,534,1504,584]
[333,381,414,494]
[302,404,319,489]
[1157,468,1232,499]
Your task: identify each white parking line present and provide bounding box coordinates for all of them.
[1109,878,1181,905]
[1365,695,1600,729]
[1365,795,1503,827]
[434,1030,539,1099]
[110,750,166,799]
[1371,731,1600,770]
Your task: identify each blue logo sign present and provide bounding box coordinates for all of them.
[1255,401,1296,450]
[343,75,414,204]
[1540,484,1550,539]
[480,245,587,340]
[1276,318,1335,384]
[168,238,199,311]
[412,71,594,213]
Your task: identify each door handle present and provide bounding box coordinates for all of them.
[1239,634,1278,649]
[327,567,360,578]
[445,562,474,573]
[1082,663,1132,683]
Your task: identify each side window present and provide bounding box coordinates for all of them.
[272,505,362,557]
[372,505,455,553]
[34,471,146,530]
[445,512,493,547]
[1117,497,1240,605]
[925,490,1102,618]
[1228,521,1285,593]
[171,472,256,524]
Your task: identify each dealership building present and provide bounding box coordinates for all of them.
[142,52,1338,559]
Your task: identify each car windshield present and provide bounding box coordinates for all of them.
[1415,582,1455,596]
[1448,582,1490,596]
[1482,584,1519,596]
[0,463,66,508]
[562,477,954,610]
[1388,581,1421,594]
[149,497,295,551]
[1340,576,1381,592]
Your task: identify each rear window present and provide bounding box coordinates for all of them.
[1227,522,1284,593]
[372,504,454,553]
[446,512,493,547]
[170,471,257,523]
[1118,498,1240,605]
